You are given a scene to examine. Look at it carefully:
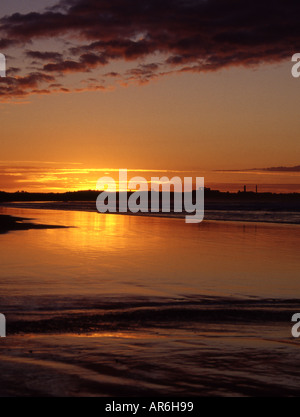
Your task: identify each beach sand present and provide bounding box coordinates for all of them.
[1,322,300,397]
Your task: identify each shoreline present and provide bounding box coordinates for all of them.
[1,201,300,225]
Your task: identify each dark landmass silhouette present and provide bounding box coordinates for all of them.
[0,188,300,213]
[0,214,69,234]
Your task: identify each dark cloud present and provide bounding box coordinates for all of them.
[43,53,108,73]
[0,39,18,49]
[0,72,55,99]
[126,63,160,84]
[259,166,300,172]
[0,0,300,99]
[217,165,300,173]
[6,67,21,76]
[104,72,120,78]
[26,50,63,61]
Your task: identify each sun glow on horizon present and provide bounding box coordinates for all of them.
[0,161,299,194]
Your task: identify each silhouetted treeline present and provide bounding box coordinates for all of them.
[0,190,101,202]
[0,189,300,212]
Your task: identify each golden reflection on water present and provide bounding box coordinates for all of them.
[0,206,300,299]
[71,332,157,339]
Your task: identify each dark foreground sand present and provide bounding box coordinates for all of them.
[1,296,300,397]
[0,214,68,234]
[1,323,300,397]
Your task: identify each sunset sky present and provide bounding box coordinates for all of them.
[0,0,299,192]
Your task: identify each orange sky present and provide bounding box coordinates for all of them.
[0,1,299,193]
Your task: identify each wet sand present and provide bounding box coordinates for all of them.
[1,295,300,397]
[1,322,300,397]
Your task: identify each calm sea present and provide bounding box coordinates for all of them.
[0,206,299,396]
